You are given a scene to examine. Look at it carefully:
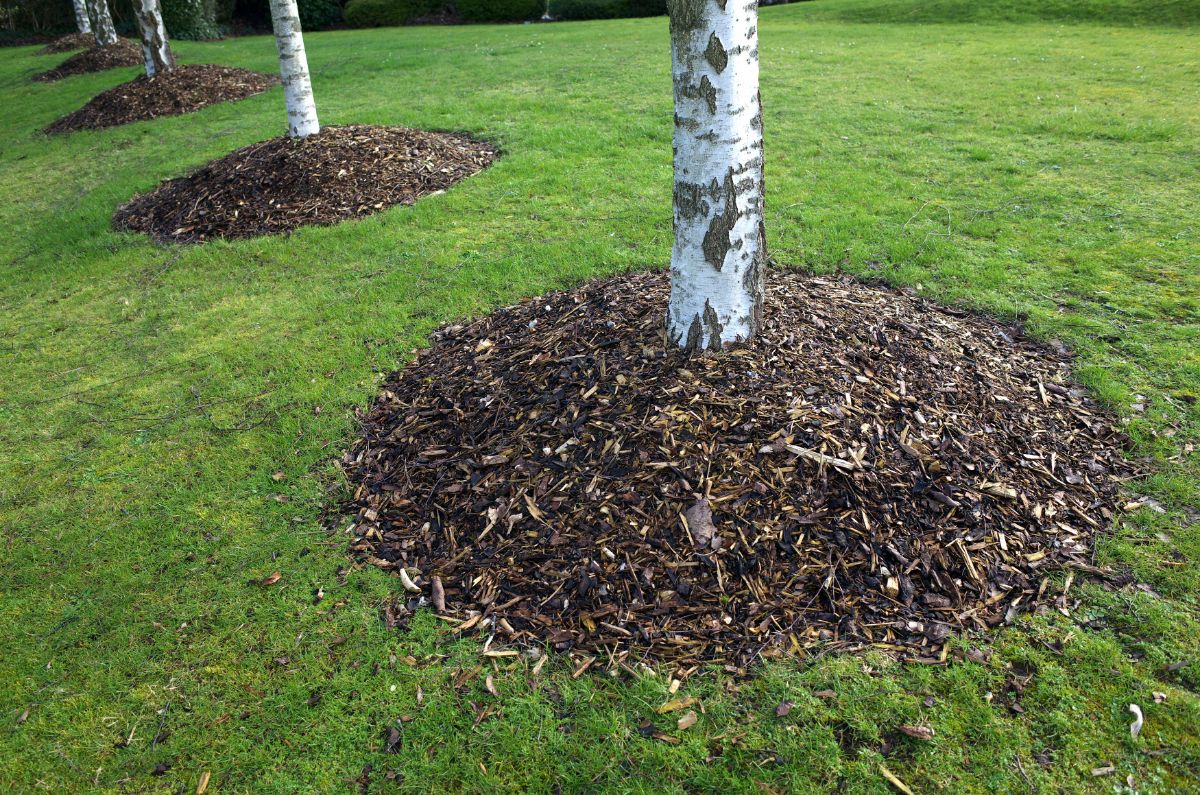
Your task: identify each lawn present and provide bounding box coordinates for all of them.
[1,1,1198,791]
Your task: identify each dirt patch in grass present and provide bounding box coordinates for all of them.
[114,124,498,243]
[343,270,1135,667]
[44,65,277,134]
[39,33,112,54]
[35,39,142,81]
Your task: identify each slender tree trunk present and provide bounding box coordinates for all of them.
[268,0,320,138]
[133,0,175,77]
[73,0,93,35]
[86,0,119,46]
[665,0,765,353]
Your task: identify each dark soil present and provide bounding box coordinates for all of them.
[39,32,106,54]
[114,124,498,243]
[44,65,277,134]
[343,270,1135,668]
[35,39,142,81]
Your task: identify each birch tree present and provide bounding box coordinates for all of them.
[85,0,119,46]
[665,0,765,353]
[269,0,320,138]
[72,0,93,35]
[133,0,175,77]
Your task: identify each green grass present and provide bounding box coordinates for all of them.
[1,1,1198,791]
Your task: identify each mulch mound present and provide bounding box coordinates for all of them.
[44,65,277,134]
[114,124,498,243]
[342,270,1135,669]
[39,33,103,54]
[34,39,142,81]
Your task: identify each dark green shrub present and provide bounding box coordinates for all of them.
[454,0,542,23]
[345,0,432,26]
[163,0,221,38]
[550,0,624,20]
[295,0,345,28]
[622,0,666,16]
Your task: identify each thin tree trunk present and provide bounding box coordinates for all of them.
[73,0,93,34]
[268,0,320,138]
[86,0,119,46]
[665,0,765,353]
[133,0,174,77]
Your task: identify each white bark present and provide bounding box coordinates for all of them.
[73,0,92,34]
[665,0,765,353]
[269,0,320,138]
[134,0,175,77]
[86,0,119,46]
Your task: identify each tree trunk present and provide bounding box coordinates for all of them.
[73,0,93,34]
[665,0,765,354]
[134,0,175,77]
[86,0,119,46]
[268,0,320,138]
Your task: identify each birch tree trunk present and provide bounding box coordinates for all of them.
[73,0,93,35]
[268,0,320,138]
[133,0,175,77]
[86,0,119,46]
[665,0,765,353]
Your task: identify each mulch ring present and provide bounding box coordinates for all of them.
[342,270,1138,671]
[114,124,499,243]
[39,32,104,54]
[44,65,277,134]
[35,39,142,81]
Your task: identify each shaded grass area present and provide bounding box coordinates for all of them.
[0,1,1198,791]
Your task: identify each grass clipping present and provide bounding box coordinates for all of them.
[343,271,1134,667]
[45,65,277,134]
[114,125,498,243]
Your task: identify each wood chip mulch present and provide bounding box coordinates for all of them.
[34,39,142,81]
[342,270,1136,669]
[113,124,498,243]
[39,32,107,54]
[44,64,277,134]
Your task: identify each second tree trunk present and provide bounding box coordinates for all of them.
[86,0,119,46]
[269,0,320,138]
[73,0,92,34]
[134,0,175,77]
[665,0,765,353]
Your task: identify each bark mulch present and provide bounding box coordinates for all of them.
[39,33,106,54]
[114,124,499,243]
[44,65,278,134]
[342,270,1137,671]
[35,39,143,81]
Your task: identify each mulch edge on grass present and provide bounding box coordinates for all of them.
[342,269,1137,670]
[43,64,278,134]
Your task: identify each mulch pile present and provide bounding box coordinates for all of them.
[114,124,498,243]
[342,270,1136,669]
[39,32,103,54]
[44,65,277,134]
[35,39,142,81]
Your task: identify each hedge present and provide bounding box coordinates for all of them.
[345,0,431,26]
[163,0,221,38]
[454,0,543,23]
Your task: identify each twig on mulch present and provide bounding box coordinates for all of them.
[34,39,142,81]
[342,270,1136,668]
[44,65,277,134]
[114,124,498,243]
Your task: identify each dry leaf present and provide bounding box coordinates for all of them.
[683,500,716,548]
[677,711,698,731]
[196,771,211,794]
[485,674,499,697]
[775,701,794,718]
[260,571,281,586]
[898,725,935,740]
